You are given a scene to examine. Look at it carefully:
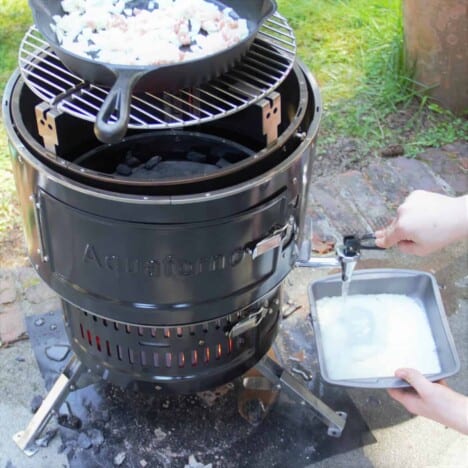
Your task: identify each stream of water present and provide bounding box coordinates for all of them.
[341,279,351,308]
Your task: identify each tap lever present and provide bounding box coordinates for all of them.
[358,233,385,250]
[343,234,384,254]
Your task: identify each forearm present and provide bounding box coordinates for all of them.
[449,195,468,245]
[430,389,468,435]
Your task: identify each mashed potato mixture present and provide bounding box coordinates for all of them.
[51,0,249,65]
[315,294,441,380]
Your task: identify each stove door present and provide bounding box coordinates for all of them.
[36,189,295,325]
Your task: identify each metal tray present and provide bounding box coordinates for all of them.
[308,269,460,388]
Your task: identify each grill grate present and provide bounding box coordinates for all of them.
[19,14,295,130]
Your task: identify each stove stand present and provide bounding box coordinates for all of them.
[14,350,346,456]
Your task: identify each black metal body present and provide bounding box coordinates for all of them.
[3,58,321,391]
[28,0,277,143]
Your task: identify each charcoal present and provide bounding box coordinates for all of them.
[88,428,105,448]
[215,158,231,168]
[144,155,162,170]
[30,394,43,413]
[241,399,266,426]
[77,432,92,449]
[124,151,141,167]
[58,413,82,430]
[115,164,132,176]
[36,429,57,447]
[34,318,45,326]
[114,452,126,466]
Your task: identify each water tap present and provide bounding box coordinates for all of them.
[296,234,382,281]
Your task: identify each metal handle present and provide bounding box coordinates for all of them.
[228,307,268,338]
[94,69,144,144]
[247,218,294,260]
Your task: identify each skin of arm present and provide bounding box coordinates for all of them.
[375,190,468,255]
[388,368,468,435]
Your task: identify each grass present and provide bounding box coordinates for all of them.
[0,0,31,236]
[276,0,467,157]
[0,0,466,239]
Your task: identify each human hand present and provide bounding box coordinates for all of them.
[375,190,468,256]
[388,368,468,434]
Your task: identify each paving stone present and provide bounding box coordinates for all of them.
[17,267,41,290]
[0,303,26,343]
[305,204,339,243]
[24,281,57,305]
[416,148,467,196]
[0,270,17,305]
[27,296,61,316]
[335,171,393,231]
[363,162,410,208]
[309,178,368,237]
[386,157,446,194]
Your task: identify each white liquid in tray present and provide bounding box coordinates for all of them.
[315,294,441,380]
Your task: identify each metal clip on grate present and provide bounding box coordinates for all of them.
[19,14,296,130]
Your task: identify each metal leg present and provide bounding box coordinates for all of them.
[13,355,84,456]
[255,355,347,437]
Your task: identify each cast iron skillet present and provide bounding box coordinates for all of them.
[28,0,277,144]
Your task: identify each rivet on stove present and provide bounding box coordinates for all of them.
[198,340,205,346]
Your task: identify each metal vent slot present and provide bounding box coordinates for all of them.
[191,350,198,367]
[165,352,172,368]
[204,347,211,364]
[178,352,185,368]
[19,14,295,130]
[86,330,92,346]
[153,352,160,368]
[106,340,112,357]
[216,344,222,360]
[117,345,123,361]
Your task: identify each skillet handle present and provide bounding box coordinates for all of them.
[94,70,144,144]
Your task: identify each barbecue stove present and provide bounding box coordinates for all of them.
[3,12,358,455]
